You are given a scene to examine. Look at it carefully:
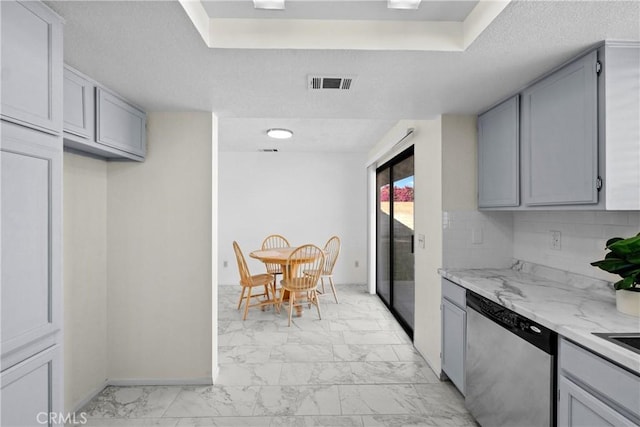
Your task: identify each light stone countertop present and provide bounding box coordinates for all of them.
[439,262,640,375]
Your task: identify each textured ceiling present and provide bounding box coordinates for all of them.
[46,0,640,152]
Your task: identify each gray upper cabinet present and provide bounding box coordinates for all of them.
[478,95,519,208]
[1,0,63,135]
[96,88,146,158]
[479,42,640,210]
[521,51,599,206]
[63,66,94,139]
[63,66,146,161]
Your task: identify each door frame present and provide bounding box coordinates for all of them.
[375,145,415,339]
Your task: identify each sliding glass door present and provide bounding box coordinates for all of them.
[376,147,415,337]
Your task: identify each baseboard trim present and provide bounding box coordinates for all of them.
[107,377,214,386]
[71,379,109,413]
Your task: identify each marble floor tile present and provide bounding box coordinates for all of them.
[279,362,354,385]
[286,330,345,345]
[269,415,364,427]
[81,386,182,418]
[349,361,439,384]
[391,344,427,362]
[269,344,334,362]
[216,362,283,386]
[332,344,400,362]
[339,384,429,415]
[77,285,475,426]
[218,345,272,364]
[413,383,468,417]
[80,419,179,427]
[361,414,478,427]
[174,417,274,426]
[223,329,289,346]
[342,331,405,345]
[253,385,341,416]
[328,319,383,331]
[163,386,259,417]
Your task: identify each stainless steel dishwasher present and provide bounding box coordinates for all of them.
[466,291,557,427]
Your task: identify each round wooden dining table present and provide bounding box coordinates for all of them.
[249,247,317,317]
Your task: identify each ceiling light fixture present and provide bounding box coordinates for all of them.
[387,0,421,10]
[253,0,285,10]
[267,128,293,139]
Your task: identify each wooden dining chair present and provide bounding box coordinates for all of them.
[232,241,278,320]
[305,236,341,303]
[261,234,290,289]
[279,244,325,327]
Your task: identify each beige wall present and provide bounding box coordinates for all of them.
[412,118,445,373]
[63,152,108,412]
[442,115,477,211]
[107,112,214,382]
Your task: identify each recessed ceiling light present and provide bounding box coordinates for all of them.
[253,0,285,10]
[387,0,421,10]
[267,128,293,139]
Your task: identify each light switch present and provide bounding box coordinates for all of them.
[418,234,426,249]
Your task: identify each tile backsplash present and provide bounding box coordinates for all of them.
[443,210,640,284]
[513,211,640,282]
[443,210,514,269]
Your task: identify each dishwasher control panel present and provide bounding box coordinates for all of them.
[466,290,556,354]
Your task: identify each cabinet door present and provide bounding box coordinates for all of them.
[441,299,466,395]
[1,122,62,369]
[0,0,63,134]
[1,346,62,427]
[63,67,95,139]
[558,375,636,427]
[478,95,520,207]
[522,51,598,206]
[96,88,146,157]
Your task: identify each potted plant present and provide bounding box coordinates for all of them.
[591,232,640,316]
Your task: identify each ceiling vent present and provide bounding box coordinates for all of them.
[259,148,279,152]
[308,75,355,91]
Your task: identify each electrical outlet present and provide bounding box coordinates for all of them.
[223,260,228,268]
[418,234,425,249]
[550,231,561,250]
[355,260,359,268]
[472,228,483,245]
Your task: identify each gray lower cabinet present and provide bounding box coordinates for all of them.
[0,0,63,134]
[521,51,599,206]
[63,65,146,161]
[1,346,62,427]
[558,338,640,426]
[441,279,466,395]
[477,95,519,208]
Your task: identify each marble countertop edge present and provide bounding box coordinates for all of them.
[438,267,640,375]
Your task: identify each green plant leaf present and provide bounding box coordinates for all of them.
[605,237,624,247]
[590,258,634,273]
[608,235,640,256]
[614,275,637,291]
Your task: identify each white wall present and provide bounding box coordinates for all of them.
[514,211,640,282]
[107,112,214,383]
[218,151,368,286]
[63,152,108,412]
